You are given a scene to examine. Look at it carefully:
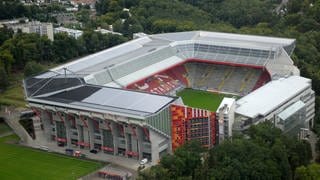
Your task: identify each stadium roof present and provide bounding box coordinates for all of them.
[235,76,311,118]
[217,98,236,115]
[28,85,176,118]
[43,31,296,87]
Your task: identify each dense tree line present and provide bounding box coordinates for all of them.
[138,122,312,180]
[0,0,65,22]
[0,29,127,89]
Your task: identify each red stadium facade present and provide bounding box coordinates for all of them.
[170,105,217,151]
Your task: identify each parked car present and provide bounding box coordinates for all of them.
[90,149,98,154]
[140,158,148,165]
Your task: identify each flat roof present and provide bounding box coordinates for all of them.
[29,85,176,118]
[235,76,311,118]
[217,98,236,114]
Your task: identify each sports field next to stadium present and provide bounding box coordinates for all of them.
[0,135,102,180]
[177,88,226,111]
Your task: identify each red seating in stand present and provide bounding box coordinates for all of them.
[252,70,271,91]
[126,65,189,95]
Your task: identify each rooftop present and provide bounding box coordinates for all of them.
[217,98,236,114]
[46,31,296,87]
[235,76,311,118]
[28,85,176,118]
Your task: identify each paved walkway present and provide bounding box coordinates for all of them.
[39,139,143,176]
[31,130,146,179]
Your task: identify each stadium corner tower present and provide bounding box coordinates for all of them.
[23,31,315,164]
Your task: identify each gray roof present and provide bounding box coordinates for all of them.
[44,31,295,87]
[235,76,311,118]
[29,85,176,118]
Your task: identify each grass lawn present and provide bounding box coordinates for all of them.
[0,135,103,180]
[177,88,227,111]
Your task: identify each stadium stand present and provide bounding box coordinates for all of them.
[184,62,265,95]
[252,70,271,91]
[126,61,268,96]
[126,65,188,95]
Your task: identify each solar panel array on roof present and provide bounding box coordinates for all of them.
[31,85,176,116]
[24,74,84,97]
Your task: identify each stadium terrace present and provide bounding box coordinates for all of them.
[23,31,315,164]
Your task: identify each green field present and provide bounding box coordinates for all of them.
[0,135,103,180]
[177,88,227,111]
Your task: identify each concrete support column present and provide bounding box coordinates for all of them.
[87,118,95,149]
[64,114,71,147]
[124,132,129,158]
[111,121,119,155]
[77,124,84,142]
[149,130,159,164]
[41,110,52,142]
[137,127,144,160]
[130,125,139,160]
[82,121,90,149]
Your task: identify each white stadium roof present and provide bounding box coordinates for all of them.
[235,76,311,118]
[44,31,296,87]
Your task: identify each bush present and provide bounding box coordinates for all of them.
[24,61,45,77]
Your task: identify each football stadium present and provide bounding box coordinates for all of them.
[23,31,315,164]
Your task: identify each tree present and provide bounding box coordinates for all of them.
[96,0,110,15]
[0,65,8,90]
[0,27,13,46]
[207,122,312,180]
[24,61,44,77]
[138,141,204,180]
[52,33,79,62]
[137,165,170,180]
[0,50,14,74]
[295,163,320,180]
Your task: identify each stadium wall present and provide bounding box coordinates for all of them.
[170,105,218,151]
[30,105,174,163]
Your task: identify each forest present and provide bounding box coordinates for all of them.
[0,0,320,179]
[138,122,317,179]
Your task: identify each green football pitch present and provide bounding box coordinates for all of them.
[177,88,227,111]
[0,135,102,180]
